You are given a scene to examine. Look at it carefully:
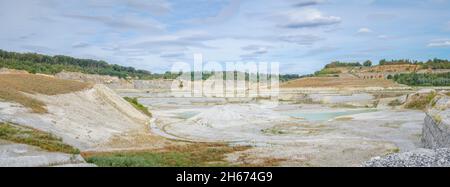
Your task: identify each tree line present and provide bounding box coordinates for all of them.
[0,49,162,79]
[322,59,450,69]
[0,49,299,81]
[391,72,450,86]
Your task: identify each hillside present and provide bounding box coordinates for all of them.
[284,59,450,88]
[281,76,402,88]
[0,71,156,150]
[0,73,91,113]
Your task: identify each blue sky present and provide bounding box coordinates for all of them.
[0,0,449,74]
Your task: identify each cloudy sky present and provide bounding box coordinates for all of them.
[0,0,449,74]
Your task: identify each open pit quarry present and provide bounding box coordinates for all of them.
[1,70,450,167]
[114,76,450,166]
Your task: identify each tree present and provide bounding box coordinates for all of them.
[363,60,372,67]
[387,74,393,79]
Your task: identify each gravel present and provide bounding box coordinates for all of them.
[363,148,450,167]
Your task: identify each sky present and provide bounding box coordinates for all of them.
[0,0,449,74]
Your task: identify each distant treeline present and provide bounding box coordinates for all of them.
[374,58,450,69]
[324,61,363,68]
[322,59,450,69]
[390,72,450,86]
[0,49,161,79]
[0,49,299,81]
[184,71,299,82]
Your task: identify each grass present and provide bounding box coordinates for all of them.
[123,97,152,117]
[0,122,80,154]
[404,92,437,110]
[261,128,287,135]
[82,143,250,167]
[0,73,91,113]
[387,148,400,155]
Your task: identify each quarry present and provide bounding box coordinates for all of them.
[1,65,450,167]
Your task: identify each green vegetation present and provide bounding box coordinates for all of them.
[324,61,362,68]
[314,68,341,76]
[0,49,166,79]
[378,58,450,69]
[123,97,152,117]
[388,99,403,107]
[432,114,442,124]
[423,58,450,69]
[279,74,301,82]
[392,72,450,86]
[363,60,372,67]
[0,49,300,81]
[404,92,437,110]
[379,59,421,65]
[83,143,250,167]
[388,148,400,154]
[0,122,80,154]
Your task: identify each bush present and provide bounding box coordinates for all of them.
[123,97,152,117]
[388,99,403,106]
[404,92,436,110]
[393,73,450,86]
[314,68,342,76]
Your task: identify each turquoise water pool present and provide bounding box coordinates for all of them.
[176,111,200,119]
[286,109,377,122]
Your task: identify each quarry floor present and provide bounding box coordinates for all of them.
[119,92,426,167]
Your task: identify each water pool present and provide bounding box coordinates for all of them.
[286,109,377,122]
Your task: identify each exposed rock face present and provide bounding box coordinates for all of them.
[55,71,134,89]
[422,94,450,148]
[363,148,450,167]
[0,84,150,150]
[0,140,95,167]
[363,91,450,167]
[55,71,173,90]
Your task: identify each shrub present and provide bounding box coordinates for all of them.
[388,99,403,106]
[123,97,152,117]
[404,92,436,110]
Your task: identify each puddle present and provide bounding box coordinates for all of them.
[176,111,200,119]
[285,109,377,122]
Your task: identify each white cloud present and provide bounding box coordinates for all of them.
[278,9,341,28]
[357,27,373,34]
[427,39,450,47]
[377,35,391,39]
[278,34,323,45]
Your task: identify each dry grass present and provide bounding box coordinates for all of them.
[281,77,401,88]
[404,92,436,110]
[0,73,91,113]
[334,117,354,121]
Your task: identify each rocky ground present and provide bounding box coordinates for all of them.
[0,140,95,167]
[126,89,427,166]
[363,148,450,167]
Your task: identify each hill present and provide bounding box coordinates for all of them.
[305,59,450,87]
[0,49,299,82]
[0,49,164,79]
